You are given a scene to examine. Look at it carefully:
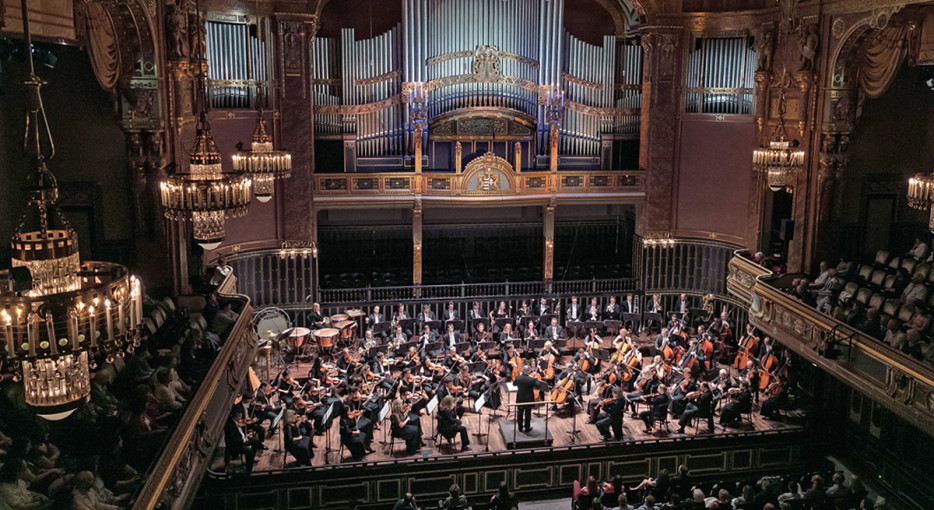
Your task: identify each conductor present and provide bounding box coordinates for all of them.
[514,365,536,433]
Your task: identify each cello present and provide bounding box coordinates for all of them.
[757,351,778,390]
[508,350,523,382]
[550,367,577,405]
[733,327,759,371]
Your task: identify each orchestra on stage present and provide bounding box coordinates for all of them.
[227,295,794,466]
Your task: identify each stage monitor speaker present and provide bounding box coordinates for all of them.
[10,266,32,293]
[779,219,795,241]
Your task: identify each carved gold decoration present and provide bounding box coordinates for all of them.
[315,95,402,115]
[473,45,502,79]
[426,73,539,94]
[562,72,603,90]
[463,152,514,193]
[355,68,403,87]
[312,77,340,86]
[514,142,522,173]
[427,49,539,69]
[455,142,462,173]
[832,18,847,40]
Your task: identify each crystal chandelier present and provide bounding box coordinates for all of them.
[1,2,142,420]
[231,90,291,203]
[753,82,804,191]
[159,2,251,250]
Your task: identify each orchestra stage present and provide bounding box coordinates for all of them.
[213,359,806,472]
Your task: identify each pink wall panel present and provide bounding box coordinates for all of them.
[676,118,755,242]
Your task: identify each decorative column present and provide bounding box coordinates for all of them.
[413,203,423,288]
[544,204,555,281]
[275,14,319,241]
[639,27,683,235]
[406,82,428,189]
[455,142,463,173]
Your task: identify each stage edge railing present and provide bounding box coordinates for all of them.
[133,272,257,510]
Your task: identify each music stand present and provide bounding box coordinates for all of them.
[322,402,335,464]
[583,321,603,333]
[478,341,498,354]
[527,339,546,351]
[377,401,391,449]
[567,391,583,444]
[540,314,556,328]
[473,393,487,446]
[493,318,514,330]
[604,319,623,335]
[372,321,391,336]
[517,316,536,331]
[425,320,443,332]
[621,313,640,332]
[271,407,285,466]
[467,361,488,374]
[643,312,663,334]
[447,319,465,332]
[425,394,440,442]
[399,318,417,334]
[424,341,443,356]
[554,339,568,351]
[400,341,418,354]
[471,317,491,332]
[454,341,472,354]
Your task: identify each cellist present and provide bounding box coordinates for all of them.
[733,324,760,371]
[539,340,559,383]
[572,346,597,392]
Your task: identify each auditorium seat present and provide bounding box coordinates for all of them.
[856,264,873,283]
[873,249,890,267]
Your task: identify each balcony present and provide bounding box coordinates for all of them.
[727,252,934,437]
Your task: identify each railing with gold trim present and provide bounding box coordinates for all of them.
[133,272,256,509]
[727,253,934,438]
[313,169,645,200]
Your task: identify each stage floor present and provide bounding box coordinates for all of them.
[216,357,806,472]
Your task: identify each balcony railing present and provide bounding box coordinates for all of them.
[133,272,256,509]
[727,251,934,438]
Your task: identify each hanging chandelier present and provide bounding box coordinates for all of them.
[159,1,251,250]
[1,0,141,420]
[753,81,804,191]
[231,90,291,203]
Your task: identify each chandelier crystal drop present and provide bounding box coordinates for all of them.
[753,83,805,191]
[231,92,291,203]
[2,3,142,419]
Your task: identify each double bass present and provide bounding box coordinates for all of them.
[508,350,523,382]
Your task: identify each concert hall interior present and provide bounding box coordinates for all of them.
[3,0,934,509]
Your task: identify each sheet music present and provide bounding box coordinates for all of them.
[426,394,440,415]
[474,394,487,413]
[271,407,285,429]
[323,402,335,424]
[378,401,391,422]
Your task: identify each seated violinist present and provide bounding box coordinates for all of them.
[336,349,357,380]
[404,345,421,370]
[438,395,471,450]
[339,403,368,461]
[473,321,493,343]
[444,345,466,372]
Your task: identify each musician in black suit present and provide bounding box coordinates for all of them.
[224,409,262,471]
[586,297,601,321]
[535,297,550,317]
[676,382,714,434]
[367,305,386,337]
[442,301,459,322]
[543,317,564,341]
[417,304,435,323]
[438,395,470,450]
[566,296,582,322]
[442,322,460,347]
[720,381,752,426]
[605,297,621,320]
[514,365,537,433]
[639,384,670,433]
[623,294,637,314]
[677,293,691,315]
